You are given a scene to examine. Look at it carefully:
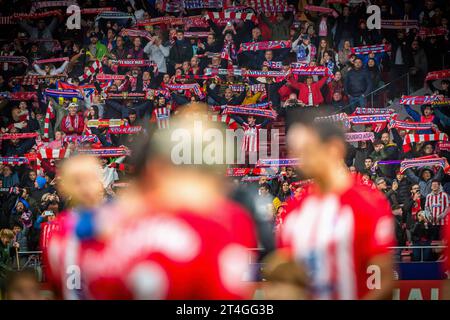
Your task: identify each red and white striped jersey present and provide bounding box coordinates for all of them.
[425,191,449,226]
[242,123,262,153]
[278,181,394,299]
[39,221,60,251]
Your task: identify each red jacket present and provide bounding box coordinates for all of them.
[288,76,328,106]
[61,114,84,135]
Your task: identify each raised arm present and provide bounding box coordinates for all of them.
[404,105,421,122]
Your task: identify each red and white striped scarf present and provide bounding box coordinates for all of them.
[64,114,80,132]
[36,147,71,174]
[403,133,449,152]
[389,119,434,131]
[33,57,69,65]
[120,28,152,40]
[205,11,257,24]
[78,60,102,82]
[437,141,450,152]
[43,101,54,142]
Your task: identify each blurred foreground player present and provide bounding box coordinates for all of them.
[271,119,395,300]
[45,106,257,299]
[443,222,450,299]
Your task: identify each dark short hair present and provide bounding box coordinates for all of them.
[259,183,271,191]
[431,179,441,184]
[373,139,383,146]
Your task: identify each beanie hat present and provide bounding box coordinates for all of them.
[36,176,46,189]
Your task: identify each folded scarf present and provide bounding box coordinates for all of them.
[345,132,375,143]
[238,40,291,53]
[108,126,142,134]
[381,20,419,29]
[223,105,277,119]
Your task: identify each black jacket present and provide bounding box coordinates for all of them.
[168,39,193,66]
[344,68,372,97]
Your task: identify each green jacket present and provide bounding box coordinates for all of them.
[0,242,13,280]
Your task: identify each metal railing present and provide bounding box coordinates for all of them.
[334,71,412,114]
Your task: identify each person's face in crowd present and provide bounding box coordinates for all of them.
[374,143,384,152]
[425,0,434,10]
[143,71,151,81]
[129,113,137,123]
[158,97,166,106]
[359,21,366,29]
[163,74,170,83]
[55,131,64,141]
[422,170,431,181]
[431,181,440,192]
[423,106,432,116]
[276,13,284,23]
[19,101,27,111]
[423,144,433,154]
[116,36,124,48]
[1,236,11,246]
[259,186,269,197]
[16,202,25,213]
[6,274,42,300]
[29,171,37,182]
[224,32,233,42]
[133,37,141,48]
[442,81,449,91]
[354,59,363,70]
[320,39,327,49]
[323,52,330,62]
[175,68,182,77]
[262,65,269,72]
[12,225,22,235]
[376,179,387,191]
[224,88,233,100]
[190,57,198,67]
[334,71,342,81]
[176,31,184,41]
[307,25,314,35]
[411,41,419,51]
[259,176,268,185]
[332,91,342,102]
[3,166,12,177]
[212,56,221,66]
[294,187,302,199]
[381,132,390,145]
[306,76,313,86]
[109,84,118,92]
[303,38,310,46]
[368,59,376,68]
[343,6,350,16]
[288,93,297,101]
[44,65,51,73]
[37,20,45,30]
[265,50,273,61]
[252,28,261,40]
[207,34,215,45]
[90,35,98,45]
[364,158,373,169]
[411,184,420,195]
[396,172,404,181]
[68,106,77,116]
[107,29,115,40]
[349,166,356,173]
[182,61,190,72]
[247,115,256,126]
[282,182,290,192]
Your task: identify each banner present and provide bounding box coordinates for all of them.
[354,107,395,115]
[399,95,443,105]
[238,40,291,53]
[0,133,38,140]
[87,119,124,128]
[425,69,450,82]
[389,119,434,131]
[399,157,446,173]
[0,56,29,65]
[351,44,390,55]
[111,59,156,67]
[291,66,332,76]
[108,126,143,134]
[381,20,419,29]
[33,57,69,65]
[256,158,300,167]
[77,147,130,157]
[63,135,99,144]
[345,132,375,143]
[0,157,29,165]
[223,106,277,119]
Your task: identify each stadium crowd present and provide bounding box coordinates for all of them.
[0,0,449,297]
